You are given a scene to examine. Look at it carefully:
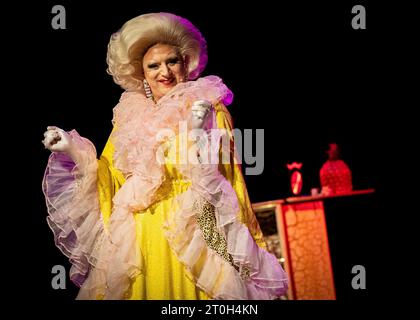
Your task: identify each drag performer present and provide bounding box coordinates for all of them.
[42,12,288,300]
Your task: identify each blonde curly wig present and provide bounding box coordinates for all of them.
[106,12,208,92]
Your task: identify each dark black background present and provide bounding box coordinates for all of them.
[8,0,412,314]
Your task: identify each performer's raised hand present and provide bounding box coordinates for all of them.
[191,100,212,130]
[42,126,75,154]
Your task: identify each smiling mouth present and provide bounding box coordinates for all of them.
[159,78,175,86]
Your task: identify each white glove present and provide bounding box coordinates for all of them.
[42,126,81,164]
[191,100,212,130]
[42,126,73,152]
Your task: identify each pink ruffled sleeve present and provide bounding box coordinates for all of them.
[42,130,105,287]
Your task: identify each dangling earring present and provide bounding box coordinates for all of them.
[143,79,154,100]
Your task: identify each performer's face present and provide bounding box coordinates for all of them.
[143,43,187,101]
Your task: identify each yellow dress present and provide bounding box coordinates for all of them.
[96,102,267,299]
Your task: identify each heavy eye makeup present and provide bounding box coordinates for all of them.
[147,63,159,69]
[167,57,180,65]
[146,57,180,70]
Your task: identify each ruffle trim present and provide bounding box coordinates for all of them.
[109,75,234,212]
[163,134,288,299]
[42,130,103,286]
[42,130,142,299]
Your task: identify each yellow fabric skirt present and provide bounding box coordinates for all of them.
[130,181,209,300]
